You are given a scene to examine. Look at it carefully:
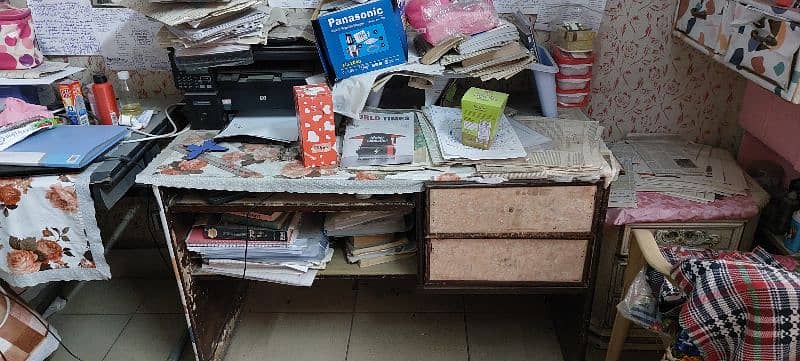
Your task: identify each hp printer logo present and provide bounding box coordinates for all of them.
[259,95,267,101]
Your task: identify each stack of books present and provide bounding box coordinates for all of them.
[324,211,416,268]
[187,212,333,287]
[345,233,416,268]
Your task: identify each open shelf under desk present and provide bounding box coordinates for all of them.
[190,250,417,279]
[167,192,416,213]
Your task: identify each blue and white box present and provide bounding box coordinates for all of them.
[312,0,407,82]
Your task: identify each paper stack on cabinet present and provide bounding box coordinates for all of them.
[324,211,416,268]
[607,135,751,207]
[190,213,333,286]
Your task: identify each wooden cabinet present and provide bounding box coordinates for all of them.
[423,182,607,289]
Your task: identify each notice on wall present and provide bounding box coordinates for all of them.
[492,0,607,31]
[28,0,100,55]
[28,0,169,70]
[93,8,170,71]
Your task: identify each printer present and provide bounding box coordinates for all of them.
[169,40,323,130]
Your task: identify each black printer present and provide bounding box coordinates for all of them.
[169,40,323,130]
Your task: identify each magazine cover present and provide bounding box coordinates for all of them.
[341,111,414,167]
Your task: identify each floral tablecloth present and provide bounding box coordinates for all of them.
[0,166,109,287]
[136,130,476,194]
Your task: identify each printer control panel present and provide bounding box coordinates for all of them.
[174,74,215,92]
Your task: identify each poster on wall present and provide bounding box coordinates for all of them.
[27,0,169,70]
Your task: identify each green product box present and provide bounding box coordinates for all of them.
[460,87,509,149]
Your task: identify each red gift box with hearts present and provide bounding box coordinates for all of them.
[293,84,338,168]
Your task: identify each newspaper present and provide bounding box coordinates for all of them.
[467,115,616,184]
[606,135,751,207]
[341,111,415,168]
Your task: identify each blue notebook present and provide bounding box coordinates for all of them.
[0,125,128,168]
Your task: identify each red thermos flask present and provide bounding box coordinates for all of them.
[91,74,120,125]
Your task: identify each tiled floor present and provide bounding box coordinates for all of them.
[48,278,564,361]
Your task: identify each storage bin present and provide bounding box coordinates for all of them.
[556,73,591,90]
[559,63,593,76]
[551,45,594,64]
[557,92,589,107]
[724,3,800,89]
[674,0,730,54]
[530,44,559,117]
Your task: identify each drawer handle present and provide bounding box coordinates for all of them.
[690,8,707,19]
[750,30,778,47]
[654,229,721,248]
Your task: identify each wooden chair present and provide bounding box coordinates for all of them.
[605,229,672,361]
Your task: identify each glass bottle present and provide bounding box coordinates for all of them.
[116,71,142,119]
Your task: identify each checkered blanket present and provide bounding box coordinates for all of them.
[671,251,800,361]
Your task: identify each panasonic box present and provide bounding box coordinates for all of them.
[312,0,407,82]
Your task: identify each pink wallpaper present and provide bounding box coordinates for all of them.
[588,0,747,150]
[738,82,800,173]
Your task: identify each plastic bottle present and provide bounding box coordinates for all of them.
[116,71,142,121]
[91,74,119,125]
[784,210,800,253]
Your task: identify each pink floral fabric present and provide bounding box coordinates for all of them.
[606,191,760,225]
[0,174,109,287]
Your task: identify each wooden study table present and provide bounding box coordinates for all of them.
[138,130,611,361]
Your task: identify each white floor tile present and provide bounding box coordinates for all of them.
[225,313,351,361]
[355,280,464,313]
[244,279,356,313]
[466,312,563,361]
[134,279,182,314]
[347,313,468,361]
[61,280,145,315]
[103,314,186,361]
[48,315,130,361]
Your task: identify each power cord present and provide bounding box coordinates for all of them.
[0,283,84,361]
[121,103,190,144]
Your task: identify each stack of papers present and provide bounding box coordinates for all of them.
[607,134,751,207]
[192,214,333,286]
[415,20,536,81]
[427,114,617,184]
[325,211,416,268]
[117,0,314,52]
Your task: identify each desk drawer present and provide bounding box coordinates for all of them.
[619,222,745,256]
[426,238,588,283]
[427,185,597,235]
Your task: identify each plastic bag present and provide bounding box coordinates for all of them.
[405,0,500,46]
[616,268,670,335]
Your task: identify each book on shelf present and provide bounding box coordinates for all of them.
[221,211,289,229]
[203,213,301,242]
[345,239,417,268]
[350,233,398,249]
[346,235,408,256]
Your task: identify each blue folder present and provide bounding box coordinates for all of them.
[0,125,128,168]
